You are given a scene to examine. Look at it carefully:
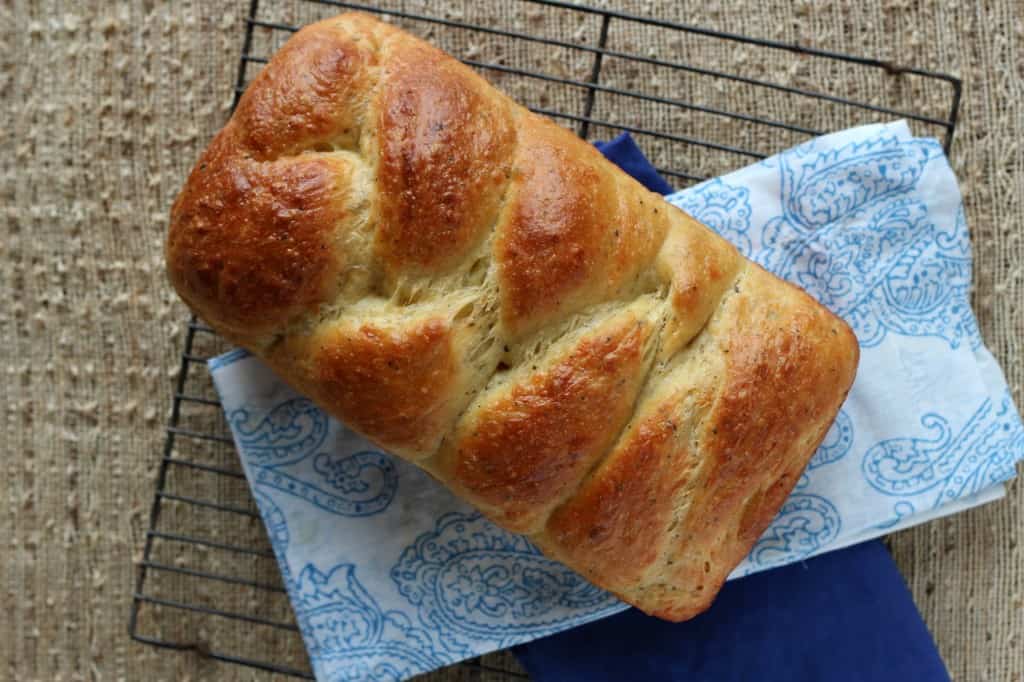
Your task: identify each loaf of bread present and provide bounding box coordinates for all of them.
[167,12,859,621]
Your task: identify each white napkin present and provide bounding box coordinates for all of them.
[210,120,1023,681]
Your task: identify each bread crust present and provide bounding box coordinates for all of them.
[166,12,859,621]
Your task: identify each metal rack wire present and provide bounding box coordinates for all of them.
[129,0,962,678]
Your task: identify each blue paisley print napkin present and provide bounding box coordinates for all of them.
[209,120,1023,681]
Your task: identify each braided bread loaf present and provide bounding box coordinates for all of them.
[167,13,859,621]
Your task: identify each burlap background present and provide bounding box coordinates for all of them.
[3,1,1021,680]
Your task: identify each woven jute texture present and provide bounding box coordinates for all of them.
[3,1,1022,680]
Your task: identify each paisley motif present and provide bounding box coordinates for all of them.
[883,247,963,317]
[935,199,970,256]
[229,398,328,465]
[292,563,447,677]
[232,398,399,517]
[779,199,932,314]
[311,451,399,515]
[808,408,854,470]
[778,135,935,232]
[751,134,980,349]
[862,413,953,496]
[863,393,1024,507]
[254,464,398,517]
[749,494,841,569]
[254,489,450,680]
[391,512,620,645]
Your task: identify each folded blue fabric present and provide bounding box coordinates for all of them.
[511,133,950,682]
[595,132,676,194]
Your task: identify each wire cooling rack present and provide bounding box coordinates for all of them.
[130,0,962,678]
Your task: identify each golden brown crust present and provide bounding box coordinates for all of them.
[267,308,464,460]
[166,12,860,622]
[657,211,743,358]
[540,399,699,589]
[609,173,672,295]
[232,21,381,159]
[166,128,354,340]
[495,117,669,340]
[495,116,619,338]
[373,38,516,276]
[440,302,658,534]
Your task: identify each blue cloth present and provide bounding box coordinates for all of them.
[513,134,951,682]
[595,133,675,195]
